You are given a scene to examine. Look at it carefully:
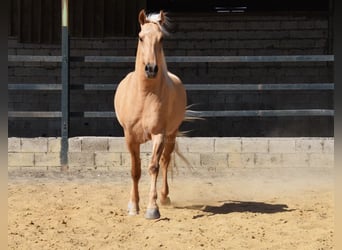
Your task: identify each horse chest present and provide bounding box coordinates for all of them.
[141,100,166,131]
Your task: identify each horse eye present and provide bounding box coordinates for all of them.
[160,37,164,43]
[139,37,143,42]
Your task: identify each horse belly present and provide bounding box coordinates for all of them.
[142,103,185,136]
[166,84,187,134]
[141,111,166,135]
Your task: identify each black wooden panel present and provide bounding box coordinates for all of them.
[31,0,42,42]
[41,0,53,43]
[125,0,140,36]
[113,0,126,36]
[70,0,84,37]
[104,0,115,36]
[104,0,141,36]
[19,0,32,42]
[147,0,329,12]
[51,0,61,42]
[40,0,61,43]
[14,0,146,43]
[94,0,105,37]
[9,0,19,37]
[83,0,95,37]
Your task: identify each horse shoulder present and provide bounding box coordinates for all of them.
[114,72,136,125]
[116,72,136,98]
[117,72,135,90]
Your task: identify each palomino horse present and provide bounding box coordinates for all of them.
[114,10,187,219]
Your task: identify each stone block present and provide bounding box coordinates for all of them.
[309,153,334,168]
[174,137,189,153]
[140,141,153,153]
[255,153,282,168]
[215,138,242,153]
[21,138,48,152]
[68,152,95,167]
[187,138,214,153]
[140,152,152,168]
[94,152,121,167]
[200,153,228,167]
[120,152,153,168]
[81,137,109,152]
[282,153,309,167]
[323,139,334,154]
[108,138,127,152]
[69,137,82,152]
[295,138,323,153]
[269,139,296,153]
[174,152,200,168]
[121,153,131,168]
[228,153,255,168]
[227,153,242,168]
[48,137,61,152]
[8,138,21,152]
[241,153,256,168]
[242,138,268,153]
[34,153,60,167]
[8,153,34,167]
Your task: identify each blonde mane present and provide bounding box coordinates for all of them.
[146,12,170,36]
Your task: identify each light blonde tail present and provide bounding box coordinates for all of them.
[184,104,205,122]
[170,139,195,181]
[169,104,204,179]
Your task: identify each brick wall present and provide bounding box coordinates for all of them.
[8,12,333,137]
[8,137,334,171]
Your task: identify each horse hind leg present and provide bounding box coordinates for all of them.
[145,133,164,219]
[159,133,176,206]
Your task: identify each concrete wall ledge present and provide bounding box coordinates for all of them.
[8,137,334,170]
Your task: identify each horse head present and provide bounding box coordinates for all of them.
[137,10,167,79]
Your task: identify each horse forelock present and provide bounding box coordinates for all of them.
[145,12,170,36]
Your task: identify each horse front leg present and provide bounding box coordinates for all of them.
[125,136,141,216]
[145,133,164,219]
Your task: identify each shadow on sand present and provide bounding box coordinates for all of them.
[174,201,294,218]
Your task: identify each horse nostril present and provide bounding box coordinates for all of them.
[153,65,158,74]
[145,64,150,72]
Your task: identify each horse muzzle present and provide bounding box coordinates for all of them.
[145,63,159,78]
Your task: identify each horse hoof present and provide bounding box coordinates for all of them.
[128,202,139,216]
[145,208,161,220]
[128,209,139,216]
[160,197,171,206]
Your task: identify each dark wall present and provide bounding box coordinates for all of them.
[147,0,329,12]
[9,0,146,43]
[8,11,334,137]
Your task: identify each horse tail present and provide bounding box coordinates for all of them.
[170,138,195,181]
[184,104,205,122]
[170,104,204,179]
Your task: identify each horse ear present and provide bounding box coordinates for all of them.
[139,9,146,25]
[159,10,165,25]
